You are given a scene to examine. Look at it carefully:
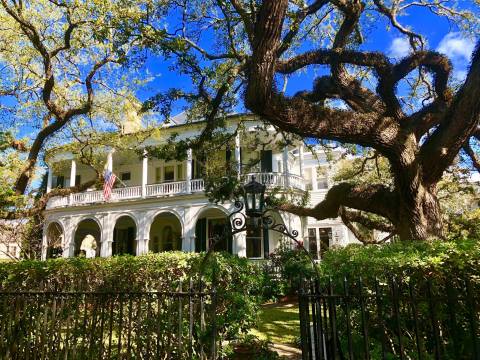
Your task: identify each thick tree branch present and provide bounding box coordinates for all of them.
[339,207,394,245]
[246,0,400,153]
[14,55,114,194]
[464,142,480,173]
[341,208,395,233]
[275,182,396,223]
[421,42,480,185]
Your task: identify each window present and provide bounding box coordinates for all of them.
[208,218,228,252]
[6,245,17,257]
[177,164,184,180]
[317,176,329,189]
[261,150,273,172]
[155,167,162,182]
[246,223,262,258]
[308,228,318,260]
[164,165,175,182]
[120,172,131,181]
[162,226,174,251]
[319,228,332,258]
[55,176,65,188]
[75,175,82,186]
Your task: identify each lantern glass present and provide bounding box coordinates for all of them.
[243,176,266,217]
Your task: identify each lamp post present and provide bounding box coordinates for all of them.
[199,175,320,285]
[243,176,266,229]
[225,176,300,245]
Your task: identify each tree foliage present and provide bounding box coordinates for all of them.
[139,0,480,241]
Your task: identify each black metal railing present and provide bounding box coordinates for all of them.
[0,281,218,359]
[299,276,480,360]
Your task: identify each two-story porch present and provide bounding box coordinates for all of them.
[43,127,307,260]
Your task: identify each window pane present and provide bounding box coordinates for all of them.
[319,228,332,258]
[121,172,131,181]
[56,176,64,188]
[246,223,262,258]
[208,218,227,252]
[308,228,318,260]
[164,165,174,181]
[177,164,184,180]
[155,167,161,182]
[317,176,328,189]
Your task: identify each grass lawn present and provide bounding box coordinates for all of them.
[250,302,300,346]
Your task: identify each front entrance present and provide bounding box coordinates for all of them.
[149,212,182,252]
[195,208,232,253]
[74,219,101,257]
[113,216,136,256]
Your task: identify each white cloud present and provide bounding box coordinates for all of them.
[453,69,467,82]
[388,38,411,59]
[437,32,475,62]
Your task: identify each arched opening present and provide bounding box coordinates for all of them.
[46,222,63,259]
[113,216,137,256]
[194,207,231,254]
[74,219,101,257]
[149,212,182,252]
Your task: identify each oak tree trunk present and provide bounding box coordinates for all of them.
[395,185,443,241]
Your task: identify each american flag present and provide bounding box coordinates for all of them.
[103,170,116,201]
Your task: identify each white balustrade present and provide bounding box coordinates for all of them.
[112,186,141,200]
[190,179,205,192]
[46,196,69,209]
[72,190,103,204]
[46,173,305,209]
[146,181,187,197]
[245,172,306,191]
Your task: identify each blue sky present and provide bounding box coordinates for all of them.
[135,3,477,116]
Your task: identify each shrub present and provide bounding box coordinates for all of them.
[0,252,261,341]
[317,237,480,282]
[306,238,480,359]
[262,241,317,299]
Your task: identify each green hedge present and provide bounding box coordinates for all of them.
[311,239,480,358]
[0,252,261,340]
[318,237,480,281]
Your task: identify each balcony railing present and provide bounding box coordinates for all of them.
[244,172,306,191]
[46,173,304,209]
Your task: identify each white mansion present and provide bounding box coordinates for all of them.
[41,114,358,261]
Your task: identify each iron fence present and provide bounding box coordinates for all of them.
[299,276,480,360]
[0,280,218,359]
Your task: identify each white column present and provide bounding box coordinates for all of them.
[137,212,149,255]
[100,214,113,257]
[235,132,241,176]
[46,167,53,193]
[299,145,304,178]
[107,150,114,172]
[41,227,48,260]
[283,146,290,187]
[186,148,192,193]
[142,151,148,198]
[182,207,195,252]
[69,160,77,187]
[62,217,74,258]
[312,167,318,190]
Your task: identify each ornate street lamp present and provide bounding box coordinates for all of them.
[243,176,266,218]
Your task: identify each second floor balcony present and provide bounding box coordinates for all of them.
[46,172,306,209]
